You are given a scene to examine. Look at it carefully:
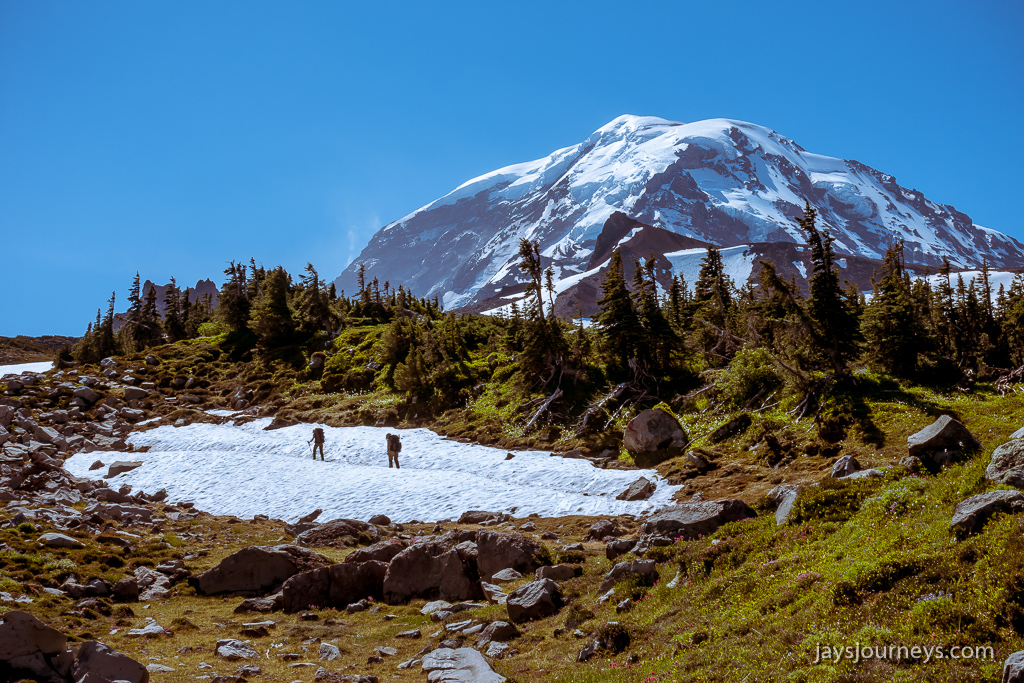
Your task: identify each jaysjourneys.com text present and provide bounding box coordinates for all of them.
[812,642,995,665]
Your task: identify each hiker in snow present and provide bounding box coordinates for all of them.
[308,427,325,461]
[386,432,401,469]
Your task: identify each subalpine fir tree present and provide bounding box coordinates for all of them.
[218,261,251,332]
[164,278,185,342]
[861,242,925,376]
[248,267,293,348]
[798,202,861,377]
[594,249,641,377]
[140,282,162,346]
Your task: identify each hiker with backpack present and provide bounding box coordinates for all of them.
[386,432,402,469]
[308,427,326,461]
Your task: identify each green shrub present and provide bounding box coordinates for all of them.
[789,478,880,524]
[197,320,229,337]
[715,348,783,407]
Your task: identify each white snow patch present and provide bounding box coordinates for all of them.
[0,361,53,376]
[662,245,756,287]
[63,420,680,523]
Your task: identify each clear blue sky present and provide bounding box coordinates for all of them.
[2,0,1022,336]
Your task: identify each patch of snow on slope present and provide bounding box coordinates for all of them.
[63,421,681,523]
[663,245,756,287]
[0,362,53,376]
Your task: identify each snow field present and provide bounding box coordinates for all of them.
[64,419,681,523]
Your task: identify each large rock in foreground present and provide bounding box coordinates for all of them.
[640,499,755,539]
[986,437,1024,488]
[383,538,482,605]
[950,490,1024,537]
[506,578,562,624]
[197,545,330,595]
[907,415,981,470]
[282,561,388,612]
[623,409,687,466]
[72,640,149,683]
[421,647,506,683]
[475,530,548,582]
[1003,650,1024,683]
[0,610,72,683]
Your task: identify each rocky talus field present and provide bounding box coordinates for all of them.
[2,346,1024,682]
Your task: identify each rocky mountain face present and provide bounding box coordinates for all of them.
[333,115,1024,314]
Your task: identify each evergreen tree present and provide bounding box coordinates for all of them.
[248,267,293,348]
[218,261,251,332]
[798,202,861,376]
[140,282,162,346]
[164,278,184,341]
[594,249,641,376]
[861,242,925,376]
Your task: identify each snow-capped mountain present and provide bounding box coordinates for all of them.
[334,115,1024,312]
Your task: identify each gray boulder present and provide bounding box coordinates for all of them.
[605,538,636,561]
[830,455,860,478]
[505,578,562,623]
[113,577,140,602]
[1003,650,1024,683]
[584,519,624,541]
[0,610,72,683]
[216,639,260,661]
[767,485,802,526]
[135,566,171,601]
[622,409,687,463]
[124,387,148,401]
[615,477,656,501]
[986,437,1024,488]
[106,460,144,478]
[907,415,981,469]
[421,647,506,683]
[319,642,341,661]
[343,539,407,564]
[480,582,507,605]
[198,545,330,595]
[840,469,884,480]
[296,518,379,549]
[281,561,387,612]
[950,490,1024,537]
[475,620,520,647]
[640,499,755,539]
[475,530,548,581]
[458,510,506,525]
[38,532,84,549]
[73,386,100,405]
[600,559,659,592]
[535,564,580,582]
[383,538,482,604]
[488,568,522,584]
[72,640,149,683]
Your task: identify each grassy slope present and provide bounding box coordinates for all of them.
[7,332,1024,681]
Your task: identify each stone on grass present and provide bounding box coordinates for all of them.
[640,499,755,540]
[198,545,330,595]
[489,569,522,584]
[420,647,506,683]
[907,415,981,469]
[38,532,84,549]
[505,579,562,624]
[950,490,1024,537]
[986,438,1024,488]
[475,530,548,582]
[216,639,260,661]
[830,455,860,478]
[72,640,149,683]
[535,564,580,582]
[319,642,341,660]
[767,485,802,526]
[600,560,659,593]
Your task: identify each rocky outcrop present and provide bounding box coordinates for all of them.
[197,545,330,595]
[475,530,549,582]
[1003,650,1024,683]
[640,499,755,539]
[343,539,407,564]
[986,436,1024,488]
[383,538,482,604]
[506,579,563,624]
[767,485,802,526]
[907,416,981,470]
[72,640,149,683]
[584,520,624,542]
[0,610,73,683]
[950,490,1024,537]
[281,561,388,612]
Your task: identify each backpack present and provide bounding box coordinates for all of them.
[393,435,402,453]
[313,427,324,442]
